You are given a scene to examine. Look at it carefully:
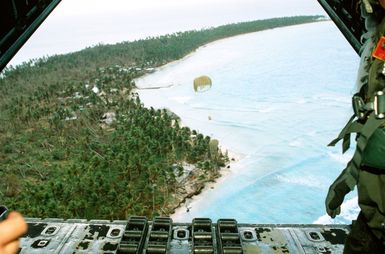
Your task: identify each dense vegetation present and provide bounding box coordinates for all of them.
[0,16,322,219]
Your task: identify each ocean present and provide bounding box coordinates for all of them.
[136,21,361,224]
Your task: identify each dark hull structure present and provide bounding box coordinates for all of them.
[0,0,61,70]
[317,0,366,55]
[1,0,363,253]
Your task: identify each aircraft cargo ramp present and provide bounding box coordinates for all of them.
[20,217,349,254]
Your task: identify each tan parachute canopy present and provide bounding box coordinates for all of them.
[193,75,212,92]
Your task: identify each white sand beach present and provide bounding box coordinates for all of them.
[171,149,242,221]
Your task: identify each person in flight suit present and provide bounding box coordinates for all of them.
[326,0,385,253]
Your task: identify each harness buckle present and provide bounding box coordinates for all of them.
[352,95,367,120]
[374,91,385,119]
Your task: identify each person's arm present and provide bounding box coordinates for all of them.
[0,212,27,254]
[325,162,357,218]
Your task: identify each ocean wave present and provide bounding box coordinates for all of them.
[306,130,318,136]
[295,98,308,104]
[289,139,303,147]
[190,104,272,113]
[275,174,323,188]
[328,151,352,165]
[169,96,192,104]
[210,119,264,131]
[257,107,275,113]
[311,94,351,108]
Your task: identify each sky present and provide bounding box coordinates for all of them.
[7,0,325,67]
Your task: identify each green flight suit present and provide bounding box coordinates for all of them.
[346,16,385,254]
[358,129,385,240]
[326,2,385,253]
[357,8,385,245]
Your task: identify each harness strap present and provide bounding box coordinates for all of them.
[361,165,385,175]
[351,111,385,176]
[329,89,385,152]
[328,115,355,148]
[328,115,364,153]
[329,102,385,185]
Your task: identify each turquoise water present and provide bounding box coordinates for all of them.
[136,21,360,224]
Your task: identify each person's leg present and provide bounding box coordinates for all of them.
[343,213,383,254]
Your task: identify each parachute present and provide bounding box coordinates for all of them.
[193,75,212,92]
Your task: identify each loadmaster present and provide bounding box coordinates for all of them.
[325,0,385,252]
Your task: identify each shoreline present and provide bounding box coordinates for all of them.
[170,148,241,221]
[134,74,244,217]
[150,113,244,218]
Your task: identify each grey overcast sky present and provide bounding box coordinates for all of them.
[8,0,326,66]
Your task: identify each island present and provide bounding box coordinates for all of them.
[0,16,323,219]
